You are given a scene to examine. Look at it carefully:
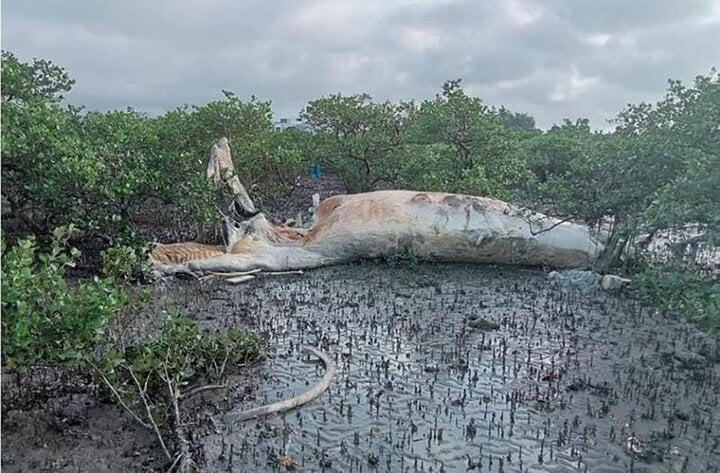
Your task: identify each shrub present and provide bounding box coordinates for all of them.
[630,262,719,331]
[2,226,262,468]
[101,244,155,283]
[97,313,261,406]
[1,226,130,370]
[91,312,262,468]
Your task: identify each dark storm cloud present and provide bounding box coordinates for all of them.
[3,0,718,128]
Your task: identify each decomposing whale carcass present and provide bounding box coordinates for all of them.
[151,139,602,279]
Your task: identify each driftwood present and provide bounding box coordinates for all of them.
[225,346,335,422]
[150,138,603,276]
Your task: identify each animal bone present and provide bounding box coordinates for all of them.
[226,345,335,421]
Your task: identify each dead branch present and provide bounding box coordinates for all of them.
[199,269,262,282]
[166,453,183,473]
[207,137,257,217]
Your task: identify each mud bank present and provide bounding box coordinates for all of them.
[3,263,719,472]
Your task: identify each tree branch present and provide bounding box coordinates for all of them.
[164,365,193,473]
[126,364,173,462]
[85,358,151,430]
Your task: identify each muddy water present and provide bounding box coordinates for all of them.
[169,262,719,472]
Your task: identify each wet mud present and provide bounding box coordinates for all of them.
[169,262,719,472]
[3,262,718,472]
[1,367,164,472]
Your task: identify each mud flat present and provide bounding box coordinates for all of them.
[179,262,719,472]
[3,262,719,472]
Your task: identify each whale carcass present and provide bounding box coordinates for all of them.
[151,139,602,277]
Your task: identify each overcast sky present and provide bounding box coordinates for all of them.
[3,0,719,129]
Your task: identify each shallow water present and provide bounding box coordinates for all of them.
[168,262,719,472]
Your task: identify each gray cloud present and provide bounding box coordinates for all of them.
[3,0,718,129]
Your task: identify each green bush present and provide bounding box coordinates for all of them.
[1,224,261,466]
[110,313,259,391]
[94,312,261,426]
[630,262,719,331]
[1,226,130,370]
[402,79,528,200]
[101,244,154,283]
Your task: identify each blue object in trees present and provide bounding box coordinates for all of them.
[310,163,321,180]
